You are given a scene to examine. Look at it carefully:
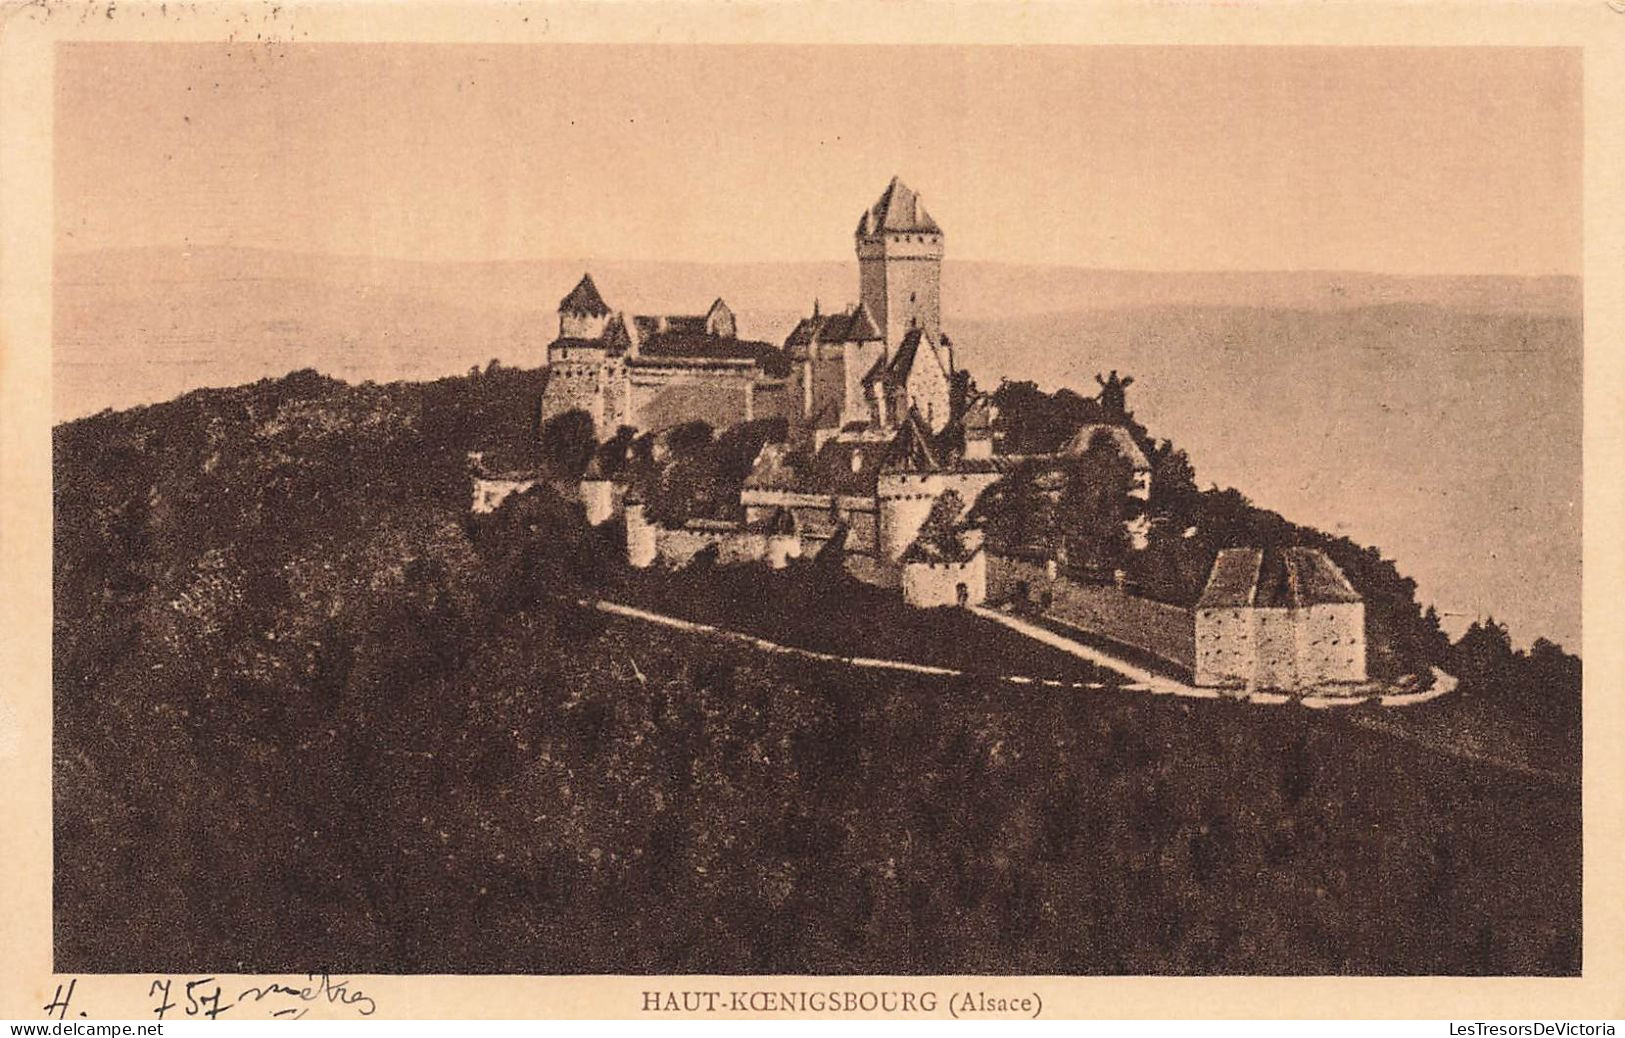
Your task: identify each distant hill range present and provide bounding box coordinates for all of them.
[53,246,1581,652]
[58,245,1580,345]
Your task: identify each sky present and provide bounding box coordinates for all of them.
[56,43,1581,276]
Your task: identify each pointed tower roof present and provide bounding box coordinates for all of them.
[881,409,943,473]
[860,176,942,235]
[559,273,611,316]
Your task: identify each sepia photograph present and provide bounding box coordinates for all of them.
[4,7,1617,1017]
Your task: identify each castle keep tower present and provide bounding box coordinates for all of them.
[856,177,944,351]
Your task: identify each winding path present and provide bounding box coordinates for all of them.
[585,597,1453,709]
[582,598,1576,785]
[585,598,1121,691]
[967,605,1220,699]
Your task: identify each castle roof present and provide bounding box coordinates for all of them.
[1199,548,1263,609]
[621,298,735,346]
[1197,546,1362,610]
[631,332,782,365]
[963,394,996,436]
[880,409,943,473]
[863,328,951,389]
[858,176,942,236]
[559,273,611,316]
[1281,547,1364,606]
[785,304,882,348]
[579,295,774,369]
[1060,423,1151,472]
[661,315,711,337]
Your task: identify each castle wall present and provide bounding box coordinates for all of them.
[766,533,803,570]
[603,369,633,434]
[877,475,939,562]
[626,505,658,568]
[1296,601,1367,684]
[742,490,879,555]
[1252,607,1299,690]
[540,364,608,433]
[654,524,771,568]
[628,369,755,433]
[705,302,736,339]
[1193,601,1367,690]
[579,479,618,526]
[624,506,776,569]
[547,353,788,438]
[841,341,887,424]
[905,341,953,432]
[750,379,800,426]
[796,505,878,554]
[902,550,986,608]
[987,553,1197,672]
[1195,607,1255,688]
[806,352,847,428]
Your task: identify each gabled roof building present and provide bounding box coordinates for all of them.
[1195,546,1367,690]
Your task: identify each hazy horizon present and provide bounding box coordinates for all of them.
[57,241,1586,283]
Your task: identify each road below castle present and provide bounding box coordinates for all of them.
[583,595,1450,707]
[584,597,1574,789]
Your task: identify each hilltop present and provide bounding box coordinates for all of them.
[53,368,1580,975]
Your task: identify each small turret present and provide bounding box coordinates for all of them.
[559,273,612,340]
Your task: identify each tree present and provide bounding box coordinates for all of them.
[1057,436,1136,576]
[905,490,968,561]
[470,485,620,612]
[642,423,730,527]
[969,459,1062,557]
[1147,441,1198,518]
[989,380,1099,454]
[715,418,789,485]
[595,425,639,477]
[541,409,598,478]
[665,420,715,457]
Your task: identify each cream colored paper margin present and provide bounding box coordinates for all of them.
[2,0,1622,1021]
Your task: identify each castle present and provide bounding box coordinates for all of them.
[518,177,1368,693]
[539,177,957,446]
